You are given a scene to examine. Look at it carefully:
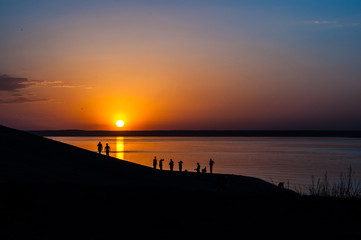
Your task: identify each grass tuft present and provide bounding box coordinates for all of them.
[301,166,361,198]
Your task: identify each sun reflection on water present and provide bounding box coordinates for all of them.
[116,136,124,160]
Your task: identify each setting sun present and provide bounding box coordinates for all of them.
[116,120,124,128]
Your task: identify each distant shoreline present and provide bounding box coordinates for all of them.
[29,130,361,137]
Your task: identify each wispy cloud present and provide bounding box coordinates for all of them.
[307,19,360,28]
[51,84,82,88]
[0,74,90,91]
[32,80,63,86]
[0,74,90,104]
[28,80,84,89]
[0,75,36,92]
[312,20,338,25]
[0,96,49,104]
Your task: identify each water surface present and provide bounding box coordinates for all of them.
[49,136,361,187]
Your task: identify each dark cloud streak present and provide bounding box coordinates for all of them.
[0,74,36,91]
[0,74,50,104]
[0,74,90,104]
[0,96,49,104]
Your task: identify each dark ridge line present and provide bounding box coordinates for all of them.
[29,130,361,137]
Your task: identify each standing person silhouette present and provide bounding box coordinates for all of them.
[104,143,110,156]
[153,156,157,169]
[178,161,183,172]
[169,159,174,171]
[209,158,215,174]
[159,159,164,170]
[97,141,103,154]
[195,162,200,173]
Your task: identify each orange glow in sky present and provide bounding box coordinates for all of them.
[1,1,361,130]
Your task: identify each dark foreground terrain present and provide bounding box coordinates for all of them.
[1,125,361,238]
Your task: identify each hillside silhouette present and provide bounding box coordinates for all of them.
[1,125,361,238]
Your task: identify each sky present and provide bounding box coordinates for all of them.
[1,0,361,130]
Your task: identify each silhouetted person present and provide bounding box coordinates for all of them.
[202,166,207,173]
[159,159,164,170]
[178,161,183,172]
[104,143,110,156]
[169,159,174,171]
[153,156,157,169]
[209,158,215,174]
[195,162,200,173]
[97,141,103,154]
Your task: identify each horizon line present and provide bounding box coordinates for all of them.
[27,129,361,138]
[28,129,361,132]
